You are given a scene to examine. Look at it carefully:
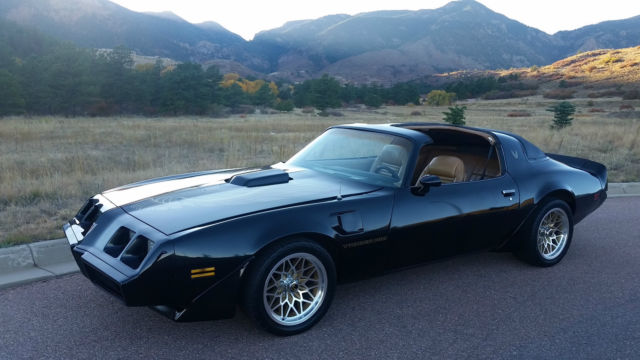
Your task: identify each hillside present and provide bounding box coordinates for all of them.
[0,18,60,64]
[254,1,562,83]
[0,0,256,66]
[1,0,639,83]
[555,16,640,54]
[252,0,639,83]
[538,47,640,87]
[420,46,640,101]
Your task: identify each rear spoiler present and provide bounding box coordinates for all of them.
[547,153,608,190]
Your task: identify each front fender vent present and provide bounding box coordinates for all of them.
[76,198,103,236]
[104,227,134,258]
[120,236,154,269]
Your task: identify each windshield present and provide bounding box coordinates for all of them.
[287,128,413,188]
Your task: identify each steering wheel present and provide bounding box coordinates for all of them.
[373,165,400,179]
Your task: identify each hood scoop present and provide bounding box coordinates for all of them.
[228,168,291,187]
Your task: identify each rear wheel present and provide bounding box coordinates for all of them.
[517,199,573,267]
[242,240,336,335]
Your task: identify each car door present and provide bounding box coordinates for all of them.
[386,173,520,267]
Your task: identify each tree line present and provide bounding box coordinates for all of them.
[0,20,425,116]
[0,19,416,117]
[0,19,538,117]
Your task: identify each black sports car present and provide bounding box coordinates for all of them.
[64,123,607,335]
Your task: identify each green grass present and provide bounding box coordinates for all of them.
[1,96,639,247]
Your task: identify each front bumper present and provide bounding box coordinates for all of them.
[63,203,243,321]
[68,244,135,304]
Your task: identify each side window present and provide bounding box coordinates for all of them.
[411,142,503,185]
[468,144,502,181]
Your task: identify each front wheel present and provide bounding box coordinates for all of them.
[517,199,574,267]
[242,240,336,335]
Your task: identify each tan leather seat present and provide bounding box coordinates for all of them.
[418,155,465,184]
[370,144,408,179]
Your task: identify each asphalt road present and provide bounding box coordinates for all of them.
[1,196,638,359]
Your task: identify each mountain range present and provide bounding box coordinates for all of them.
[2,0,639,83]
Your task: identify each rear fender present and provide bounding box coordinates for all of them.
[495,188,575,251]
[547,153,608,189]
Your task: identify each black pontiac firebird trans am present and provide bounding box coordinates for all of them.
[64,123,607,335]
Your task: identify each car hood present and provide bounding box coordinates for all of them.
[101,165,380,235]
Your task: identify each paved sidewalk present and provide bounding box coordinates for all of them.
[0,183,637,290]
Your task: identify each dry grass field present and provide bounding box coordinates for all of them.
[1,96,639,246]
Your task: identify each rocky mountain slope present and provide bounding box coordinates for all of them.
[0,0,262,67]
[1,0,639,83]
[253,1,564,82]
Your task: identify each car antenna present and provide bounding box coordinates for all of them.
[337,184,343,201]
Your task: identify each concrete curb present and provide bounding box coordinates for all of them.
[0,239,78,290]
[0,182,638,290]
[606,182,640,197]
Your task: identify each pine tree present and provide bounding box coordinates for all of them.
[251,83,276,107]
[547,101,576,129]
[443,105,467,125]
[0,70,25,115]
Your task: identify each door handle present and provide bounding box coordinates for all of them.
[502,189,516,197]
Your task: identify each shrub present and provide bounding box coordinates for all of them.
[316,110,343,117]
[619,60,639,69]
[588,108,605,113]
[620,104,635,111]
[559,80,581,88]
[442,105,466,126]
[425,90,456,106]
[363,93,383,108]
[301,107,315,114]
[547,101,576,130]
[410,110,422,116]
[588,90,626,98]
[274,100,294,112]
[483,90,513,100]
[87,101,116,117]
[587,100,595,106]
[543,89,576,100]
[622,90,640,100]
[482,89,537,100]
[507,110,531,117]
[601,56,623,65]
[230,104,255,114]
[327,110,344,117]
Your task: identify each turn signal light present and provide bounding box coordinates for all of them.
[190,267,216,279]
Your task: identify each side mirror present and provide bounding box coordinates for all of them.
[411,175,442,196]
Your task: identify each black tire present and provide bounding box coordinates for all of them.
[242,239,336,335]
[516,199,574,267]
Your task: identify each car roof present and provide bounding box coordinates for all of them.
[331,122,499,143]
[330,123,433,144]
[330,122,546,161]
[491,130,547,160]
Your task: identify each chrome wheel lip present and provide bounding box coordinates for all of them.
[537,208,570,260]
[263,252,327,326]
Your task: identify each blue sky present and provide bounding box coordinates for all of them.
[110,0,640,40]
